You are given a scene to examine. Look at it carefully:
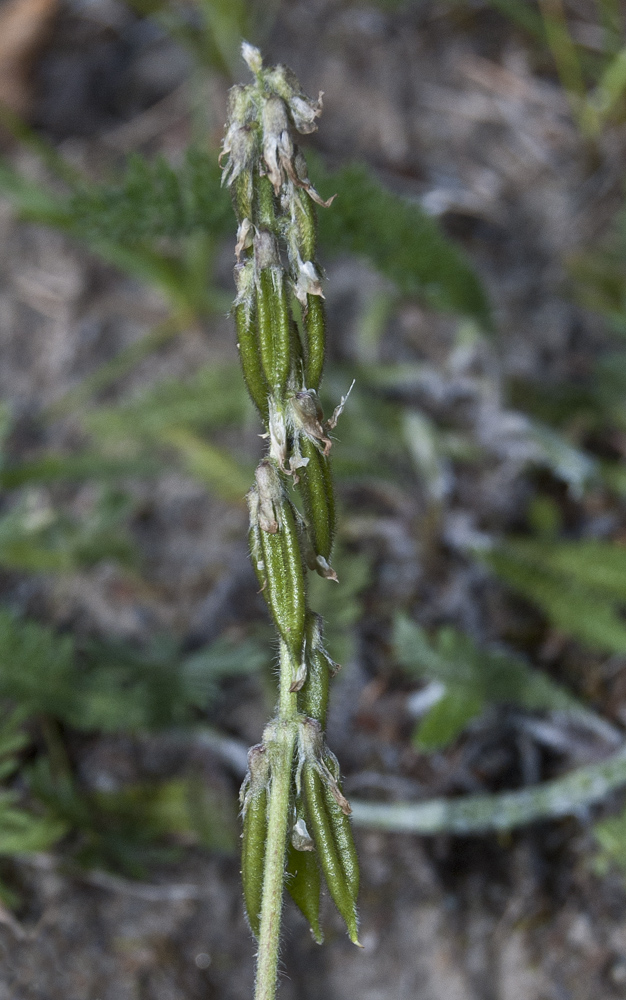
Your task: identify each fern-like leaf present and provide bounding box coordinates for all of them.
[313,159,492,328]
[487,539,626,655]
[395,615,589,750]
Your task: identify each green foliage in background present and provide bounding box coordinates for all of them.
[394,615,589,750]
[487,539,626,655]
[0,711,67,859]
[69,151,230,245]
[0,608,268,885]
[593,805,626,878]
[0,609,266,732]
[312,159,492,329]
[0,488,137,574]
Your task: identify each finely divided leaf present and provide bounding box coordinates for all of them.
[313,160,492,329]
[394,614,587,750]
[487,539,626,655]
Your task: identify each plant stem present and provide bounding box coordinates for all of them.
[254,643,298,1000]
[350,741,626,835]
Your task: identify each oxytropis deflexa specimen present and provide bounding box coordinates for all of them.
[220,41,360,1000]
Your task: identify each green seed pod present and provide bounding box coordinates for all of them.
[240,744,270,939]
[255,232,292,398]
[304,294,326,390]
[302,762,359,945]
[286,845,323,943]
[286,801,323,944]
[293,188,317,264]
[296,436,335,570]
[269,269,292,394]
[299,614,332,727]
[260,500,306,664]
[252,463,306,665]
[256,174,279,233]
[322,752,359,899]
[247,486,268,593]
[232,167,254,225]
[235,297,269,422]
[234,260,269,421]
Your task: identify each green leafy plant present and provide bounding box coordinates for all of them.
[7,1,626,970]
[0,605,268,891]
[593,805,626,877]
[0,118,491,337]
[0,608,266,731]
[394,614,602,750]
[312,158,491,329]
[0,710,66,860]
[486,538,626,655]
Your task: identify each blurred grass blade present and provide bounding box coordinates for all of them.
[486,0,545,39]
[588,45,626,126]
[159,427,252,502]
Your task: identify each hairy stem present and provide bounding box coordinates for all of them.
[255,645,297,1000]
[350,742,626,835]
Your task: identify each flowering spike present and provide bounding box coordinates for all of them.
[225,49,359,995]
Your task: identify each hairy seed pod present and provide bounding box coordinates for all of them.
[235,298,269,421]
[304,294,326,390]
[302,763,359,944]
[286,844,323,943]
[292,188,317,264]
[268,269,292,394]
[296,437,335,566]
[232,167,254,225]
[286,800,323,943]
[247,488,268,593]
[256,174,279,232]
[254,474,306,665]
[240,745,270,939]
[322,752,359,899]
[255,250,291,397]
[299,614,331,727]
[242,788,267,938]
[234,260,269,420]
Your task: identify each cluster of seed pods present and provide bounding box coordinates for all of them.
[221,43,359,945]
